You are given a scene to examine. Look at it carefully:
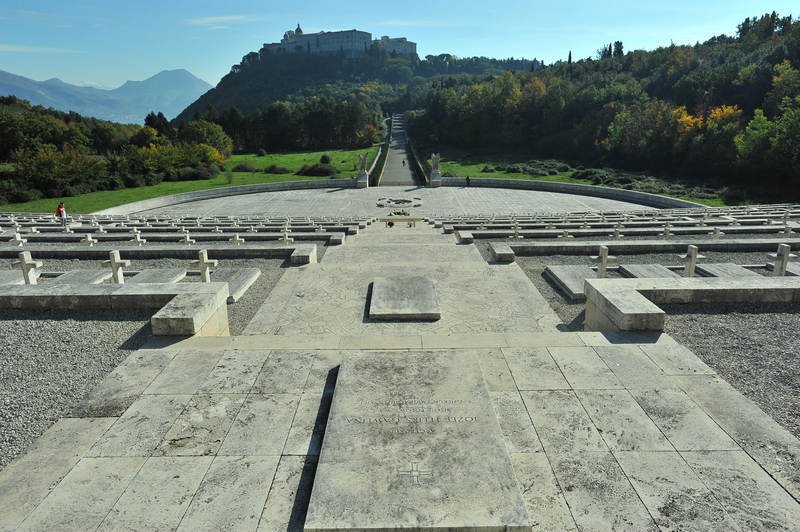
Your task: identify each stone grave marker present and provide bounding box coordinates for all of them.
[305,351,530,531]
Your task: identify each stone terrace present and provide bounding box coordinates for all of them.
[0,192,798,531]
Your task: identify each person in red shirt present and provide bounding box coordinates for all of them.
[55,202,67,227]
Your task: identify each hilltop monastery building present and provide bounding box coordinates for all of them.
[260,25,417,58]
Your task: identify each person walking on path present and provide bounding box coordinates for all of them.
[402,159,406,167]
[55,202,67,227]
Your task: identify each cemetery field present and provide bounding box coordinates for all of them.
[436,149,727,207]
[1,147,378,214]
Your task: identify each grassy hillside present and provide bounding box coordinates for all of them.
[3,147,377,214]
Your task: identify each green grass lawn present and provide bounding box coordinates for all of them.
[2,147,377,214]
[436,150,727,206]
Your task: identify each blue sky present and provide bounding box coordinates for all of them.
[0,1,796,88]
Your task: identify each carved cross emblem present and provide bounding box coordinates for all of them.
[397,462,432,485]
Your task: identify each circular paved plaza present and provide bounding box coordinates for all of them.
[138,185,654,217]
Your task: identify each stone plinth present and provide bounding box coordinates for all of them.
[369,276,441,321]
[304,351,530,531]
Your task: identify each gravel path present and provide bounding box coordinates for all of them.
[0,309,152,470]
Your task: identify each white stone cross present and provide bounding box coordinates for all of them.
[181,233,196,245]
[610,223,624,240]
[709,226,725,238]
[679,245,705,277]
[557,230,573,239]
[192,249,218,283]
[212,226,222,233]
[103,250,130,284]
[28,227,39,234]
[661,222,673,238]
[62,223,73,234]
[131,232,146,246]
[768,244,797,276]
[14,251,42,285]
[247,225,258,233]
[281,224,294,245]
[81,233,98,247]
[591,245,617,278]
[781,224,794,236]
[315,224,326,233]
[229,233,245,245]
[509,219,522,239]
[10,232,27,246]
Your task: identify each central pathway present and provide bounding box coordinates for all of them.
[243,222,560,335]
[377,113,423,186]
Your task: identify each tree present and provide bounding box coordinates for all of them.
[144,112,175,139]
[178,120,233,157]
[613,41,624,58]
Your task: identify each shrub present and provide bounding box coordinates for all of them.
[257,148,267,156]
[264,164,292,174]
[319,154,332,164]
[296,163,339,176]
[232,162,258,172]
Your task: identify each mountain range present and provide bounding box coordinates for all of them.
[0,69,212,124]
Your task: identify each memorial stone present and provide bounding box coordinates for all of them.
[305,351,530,531]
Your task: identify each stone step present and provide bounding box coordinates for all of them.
[210,268,261,303]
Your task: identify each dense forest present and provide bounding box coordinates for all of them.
[410,12,800,195]
[0,97,232,204]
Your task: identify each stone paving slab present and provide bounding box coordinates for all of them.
[620,263,681,278]
[47,269,112,285]
[0,270,24,286]
[210,267,261,303]
[695,262,762,277]
[369,275,441,321]
[543,264,597,301]
[304,351,530,531]
[127,268,187,284]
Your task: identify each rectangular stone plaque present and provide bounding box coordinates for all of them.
[369,276,441,321]
[304,351,530,531]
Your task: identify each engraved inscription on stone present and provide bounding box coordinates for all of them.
[304,351,530,531]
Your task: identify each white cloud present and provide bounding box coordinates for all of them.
[186,15,252,26]
[0,44,79,53]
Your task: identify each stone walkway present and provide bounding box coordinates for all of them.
[1,223,799,531]
[378,114,420,186]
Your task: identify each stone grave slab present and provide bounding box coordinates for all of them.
[369,276,441,321]
[128,268,187,284]
[48,270,112,285]
[695,263,761,278]
[543,265,597,302]
[0,271,24,286]
[305,351,530,531]
[210,267,261,303]
[620,264,681,279]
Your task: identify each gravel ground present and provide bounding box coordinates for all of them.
[497,245,800,440]
[664,303,800,439]
[0,309,152,470]
[0,251,298,469]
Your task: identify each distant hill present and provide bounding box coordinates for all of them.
[175,49,540,122]
[0,69,212,124]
